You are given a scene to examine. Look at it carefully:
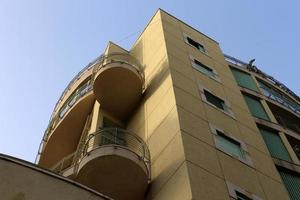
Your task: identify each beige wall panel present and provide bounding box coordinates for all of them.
[179,23,208,47]
[248,146,282,182]
[231,106,258,130]
[159,10,181,27]
[217,151,266,198]
[144,46,168,81]
[237,123,269,154]
[148,107,180,161]
[195,71,226,98]
[147,87,176,137]
[173,86,206,120]
[171,69,199,99]
[257,172,290,200]
[150,133,186,198]
[161,20,183,41]
[187,161,230,200]
[165,41,190,65]
[223,86,249,110]
[145,72,173,118]
[168,55,194,80]
[152,162,192,200]
[177,106,214,145]
[0,157,108,200]
[204,104,240,137]
[127,103,146,137]
[182,132,223,177]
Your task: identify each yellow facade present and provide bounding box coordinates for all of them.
[2,9,300,200]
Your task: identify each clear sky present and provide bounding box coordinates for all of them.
[0,0,299,163]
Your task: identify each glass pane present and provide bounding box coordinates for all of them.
[215,133,245,159]
[204,90,225,110]
[259,128,291,161]
[236,191,252,200]
[193,60,215,78]
[231,68,259,92]
[243,94,270,121]
[279,170,300,200]
[187,37,204,52]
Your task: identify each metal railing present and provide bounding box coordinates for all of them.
[83,128,151,179]
[52,55,103,115]
[35,81,93,164]
[36,53,145,164]
[51,152,76,174]
[259,82,300,116]
[275,115,300,134]
[224,54,300,104]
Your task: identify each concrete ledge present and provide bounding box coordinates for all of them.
[0,153,113,200]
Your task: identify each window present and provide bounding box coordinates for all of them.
[101,117,126,146]
[185,35,205,52]
[226,181,263,200]
[200,87,234,118]
[259,127,291,161]
[231,67,259,92]
[278,169,300,200]
[215,130,246,160]
[192,58,215,77]
[236,191,253,200]
[210,125,252,166]
[243,94,270,121]
[204,90,227,111]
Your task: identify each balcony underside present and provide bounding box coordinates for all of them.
[39,93,94,168]
[76,146,148,200]
[93,63,143,121]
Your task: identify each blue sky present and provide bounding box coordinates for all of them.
[0,0,299,162]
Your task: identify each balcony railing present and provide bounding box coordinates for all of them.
[259,82,300,116]
[275,115,300,134]
[92,53,145,88]
[35,81,93,164]
[51,152,76,174]
[52,55,103,115]
[83,128,150,179]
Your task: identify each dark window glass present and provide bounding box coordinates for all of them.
[231,68,259,92]
[204,90,226,111]
[243,94,270,121]
[278,170,300,200]
[236,191,252,200]
[187,37,205,52]
[259,128,291,161]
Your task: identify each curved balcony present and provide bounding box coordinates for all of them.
[37,81,94,168]
[93,53,144,120]
[52,55,103,115]
[76,128,150,200]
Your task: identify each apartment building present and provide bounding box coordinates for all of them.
[2,9,300,200]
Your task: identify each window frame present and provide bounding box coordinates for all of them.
[199,86,235,118]
[183,33,206,53]
[190,55,221,82]
[226,181,263,200]
[242,93,270,121]
[230,66,259,92]
[210,124,253,166]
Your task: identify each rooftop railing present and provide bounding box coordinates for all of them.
[224,54,300,104]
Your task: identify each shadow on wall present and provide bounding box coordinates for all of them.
[126,57,169,141]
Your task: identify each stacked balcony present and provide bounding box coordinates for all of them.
[37,52,150,199]
[93,53,144,120]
